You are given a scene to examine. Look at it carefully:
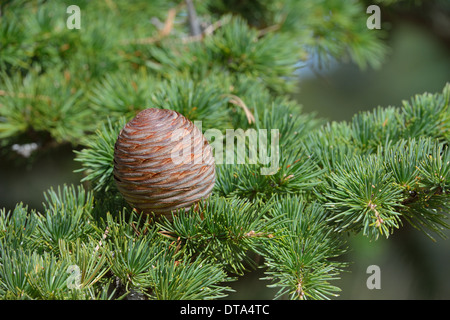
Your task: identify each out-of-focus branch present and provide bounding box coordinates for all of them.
[121,8,177,45]
[186,0,201,37]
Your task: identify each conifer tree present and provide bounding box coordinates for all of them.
[0,0,448,301]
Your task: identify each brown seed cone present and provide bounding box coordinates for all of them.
[113,108,215,218]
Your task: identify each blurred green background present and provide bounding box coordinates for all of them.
[0,4,449,300]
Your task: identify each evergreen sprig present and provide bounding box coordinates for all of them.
[323,154,405,239]
[157,195,277,275]
[0,0,449,301]
[258,196,347,300]
[88,69,156,123]
[0,68,92,143]
[146,250,234,300]
[74,118,126,193]
[37,184,99,252]
[151,75,233,131]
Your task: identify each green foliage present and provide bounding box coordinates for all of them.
[158,196,277,275]
[323,154,405,239]
[146,251,233,300]
[37,185,98,252]
[258,196,347,300]
[59,239,109,293]
[350,106,401,152]
[0,0,449,301]
[399,87,450,140]
[206,15,302,93]
[0,203,39,251]
[74,118,126,193]
[0,185,111,299]
[151,75,232,131]
[107,231,164,291]
[384,138,432,189]
[88,69,156,123]
[0,0,389,146]
[0,68,92,143]
[103,209,235,299]
[417,143,450,193]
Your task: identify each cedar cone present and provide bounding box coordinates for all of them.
[113,108,215,218]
